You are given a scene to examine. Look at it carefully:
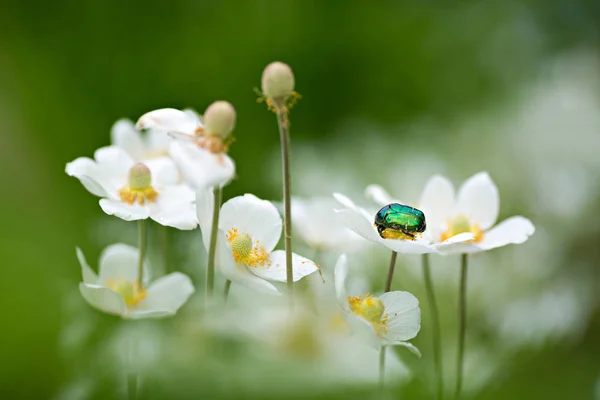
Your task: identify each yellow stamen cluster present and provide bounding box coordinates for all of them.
[107,278,146,306]
[118,186,158,205]
[439,213,485,243]
[226,228,271,268]
[347,294,388,337]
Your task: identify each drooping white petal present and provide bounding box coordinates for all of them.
[76,247,98,284]
[388,341,421,357]
[334,254,349,307]
[380,291,421,342]
[220,194,282,252]
[149,185,197,230]
[65,158,111,198]
[365,184,398,206]
[140,272,195,314]
[196,189,214,250]
[478,216,535,251]
[169,141,235,190]
[144,157,181,186]
[136,108,199,135]
[110,119,145,162]
[79,283,126,316]
[250,250,318,282]
[419,175,455,238]
[99,199,150,221]
[456,172,499,230]
[216,230,280,295]
[98,243,151,287]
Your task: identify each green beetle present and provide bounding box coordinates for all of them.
[374,203,426,240]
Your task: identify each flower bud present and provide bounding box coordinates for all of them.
[261,62,295,101]
[128,163,152,190]
[203,101,236,138]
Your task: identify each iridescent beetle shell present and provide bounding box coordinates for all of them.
[374,203,426,240]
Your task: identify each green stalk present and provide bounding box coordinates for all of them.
[455,254,468,398]
[276,108,294,301]
[159,224,169,274]
[379,250,398,388]
[206,186,222,298]
[224,279,232,303]
[137,220,147,287]
[423,253,443,400]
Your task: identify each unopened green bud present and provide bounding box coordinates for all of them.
[261,62,295,101]
[128,163,152,189]
[203,101,236,138]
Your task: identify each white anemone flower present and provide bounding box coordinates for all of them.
[110,118,172,162]
[292,196,366,253]
[196,192,319,295]
[77,244,194,318]
[367,172,535,253]
[334,254,421,354]
[136,108,235,190]
[66,146,197,229]
[333,193,474,254]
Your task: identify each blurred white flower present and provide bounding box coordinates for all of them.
[136,107,235,189]
[334,254,421,354]
[110,118,171,162]
[76,244,194,318]
[196,192,319,295]
[292,196,365,253]
[333,193,474,254]
[66,146,197,229]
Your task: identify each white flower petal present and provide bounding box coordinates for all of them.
[365,184,397,206]
[136,108,199,134]
[388,341,421,357]
[334,208,381,244]
[98,243,151,287]
[216,230,280,295]
[220,194,282,252]
[380,291,421,341]
[65,158,110,197]
[456,172,499,230]
[144,157,181,185]
[435,232,480,254]
[380,237,437,255]
[94,146,135,176]
[479,216,535,251]
[99,199,150,221]
[196,189,214,250]
[418,175,455,238]
[334,254,349,307]
[76,247,98,284]
[144,130,171,157]
[79,283,126,316]
[140,272,195,313]
[250,250,318,282]
[333,192,358,210]
[110,119,145,162]
[149,185,197,230]
[126,310,176,319]
[169,141,235,190]
[346,313,381,349]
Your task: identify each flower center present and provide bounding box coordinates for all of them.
[226,228,271,268]
[118,163,159,205]
[347,294,388,336]
[439,213,484,243]
[107,278,146,306]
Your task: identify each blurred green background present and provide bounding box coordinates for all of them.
[2,0,600,399]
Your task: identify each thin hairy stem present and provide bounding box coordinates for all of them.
[455,254,468,398]
[423,253,444,400]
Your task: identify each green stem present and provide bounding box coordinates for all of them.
[380,250,398,388]
[455,254,468,398]
[379,347,386,389]
[276,108,294,301]
[137,220,147,288]
[159,224,169,274]
[224,279,232,302]
[206,186,222,298]
[423,253,444,400]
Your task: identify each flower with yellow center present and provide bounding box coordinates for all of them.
[136,106,236,190]
[196,192,319,295]
[365,172,535,253]
[76,244,195,319]
[66,146,197,229]
[334,255,421,354]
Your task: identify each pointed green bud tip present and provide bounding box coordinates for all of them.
[128,163,152,190]
[261,61,295,100]
[203,101,236,138]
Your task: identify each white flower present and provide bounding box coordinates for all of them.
[334,254,421,354]
[110,118,172,162]
[66,146,197,229]
[410,172,534,253]
[136,108,235,189]
[291,196,366,253]
[333,193,474,254]
[77,244,194,318]
[196,192,319,295]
